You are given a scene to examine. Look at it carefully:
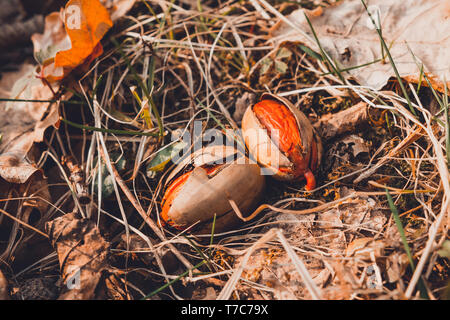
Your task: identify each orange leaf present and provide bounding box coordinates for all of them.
[55,0,113,70]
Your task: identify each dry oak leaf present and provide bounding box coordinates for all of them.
[55,0,113,69]
[32,0,113,82]
[31,11,72,82]
[46,212,112,300]
[0,64,59,184]
[272,0,450,93]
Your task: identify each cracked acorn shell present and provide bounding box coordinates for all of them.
[160,145,265,233]
[241,93,323,190]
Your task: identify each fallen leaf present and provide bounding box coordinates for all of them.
[31,12,71,82]
[0,64,60,184]
[16,277,61,300]
[146,141,187,177]
[340,135,370,159]
[55,0,113,70]
[313,102,370,141]
[30,0,136,82]
[32,0,113,82]
[345,237,384,260]
[45,212,121,300]
[273,0,450,93]
[101,0,137,22]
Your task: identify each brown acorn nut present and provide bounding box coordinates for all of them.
[160,145,265,233]
[241,93,323,190]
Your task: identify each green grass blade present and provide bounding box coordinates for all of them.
[111,37,164,138]
[444,81,450,167]
[142,260,206,300]
[60,117,159,137]
[385,189,415,268]
[183,234,213,272]
[209,213,217,258]
[303,12,345,83]
[361,0,417,117]
[0,98,85,105]
[320,58,382,76]
[385,189,429,299]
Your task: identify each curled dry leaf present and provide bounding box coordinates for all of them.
[272,0,450,93]
[0,63,59,199]
[339,135,370,159]
[45,212,121,300]
[31,0,136,82]
[32,0,113,82]
[313,102,371,141]
[160,145,265,233]
[55,0,112,69]
[0,57,60,230]
[31,12,71,82]
[241,93,322,190]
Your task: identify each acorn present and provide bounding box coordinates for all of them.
[160,145,265,233]
[241,93,322,190]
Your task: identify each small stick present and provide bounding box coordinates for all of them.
[0,208,49,238]
[229,188,435,224]
[61,155,90,205]
[276,230,322,300]
[313,102,370,141]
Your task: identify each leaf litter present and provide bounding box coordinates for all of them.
[0,0,449,300]
[271,0,450,93]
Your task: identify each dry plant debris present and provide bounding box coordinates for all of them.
[272,0,450,92]
[45,212,129,299]
[0,0,448,301]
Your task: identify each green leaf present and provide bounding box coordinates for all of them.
[109,108,138,124]
[259,57,272,75]
[146,141,187,176]
[438,241,450,259]
[276,47,292,60]
[93,153,127,198]
[298,44,323,61]
[274,60,289,74]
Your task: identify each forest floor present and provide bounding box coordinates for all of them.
[0,0,449,300]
